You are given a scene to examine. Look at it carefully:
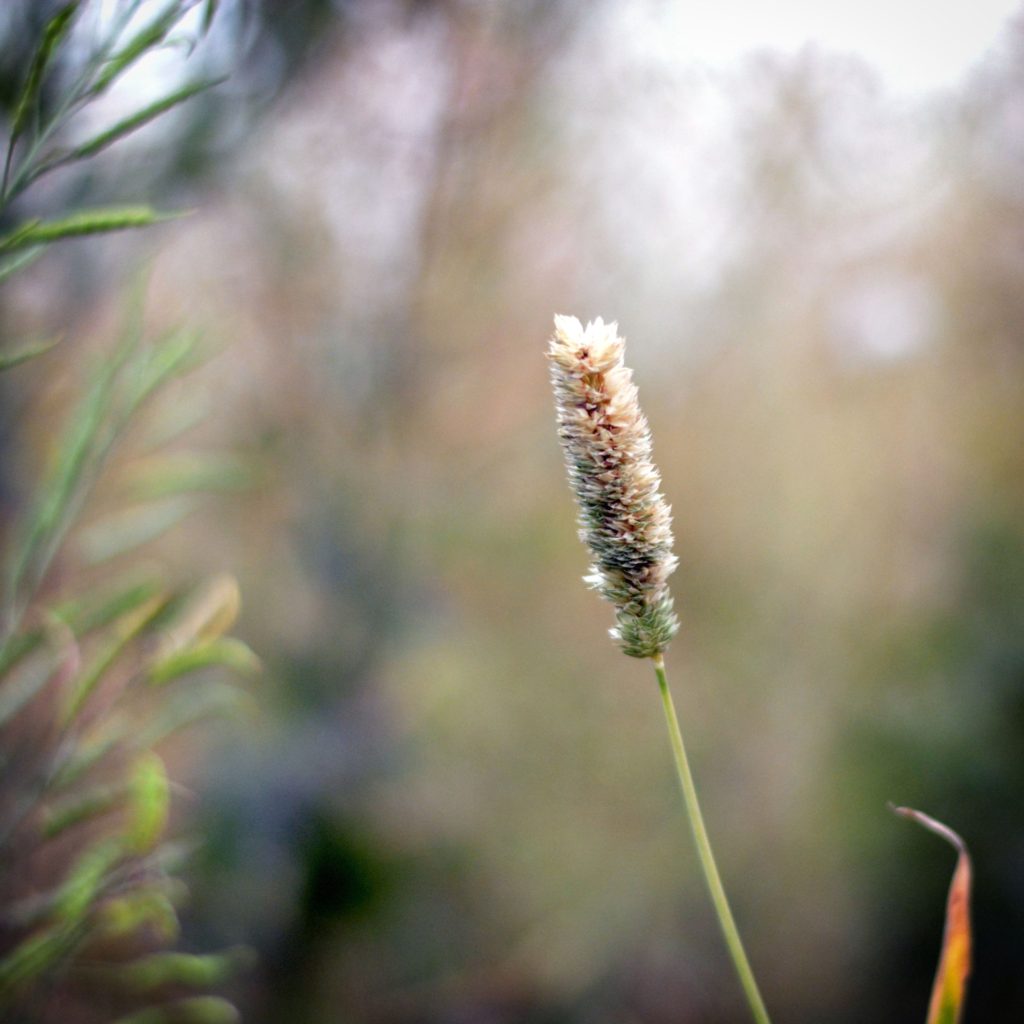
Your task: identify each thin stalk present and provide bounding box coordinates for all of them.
[652,652,772,1024]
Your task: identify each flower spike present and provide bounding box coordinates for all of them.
[548,315,679,658]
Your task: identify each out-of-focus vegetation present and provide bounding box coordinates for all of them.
[5,1,1024,1022]
[0,4,272,1021]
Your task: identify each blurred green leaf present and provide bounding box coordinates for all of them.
[138,680,250,748]
[5,338,123,615]
[78,497,200,565]
[56,577,164,637]
[9,846,180,938]
[202,0,220,35]
[9,2,82,143]
[142,399,210,450]
[0,6,247,1018]
[121,453,251,502]
[61,593,167,725]
[123,328,206,412]
[4,312,197,627]
[0,336,61,373]
[98,882,184,943]
[112,995,241,1024]
[0,627,46,679]
[0,839,124,997]
[0,642,72,729]
[0,246,44,283]
[92,1,192,97]
[55,838,123,922]
[0,219,42,251]
[0,924,75,997]
[43,783,124,840]
[46,77,226,172]
[149,636,259,686]
[113,948,253,991]
[51,720,128,790]
[0,206,179,253]
[152,575,241,658]
[126,752,170,854]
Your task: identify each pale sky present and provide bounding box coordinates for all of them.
[648,0,1021,95]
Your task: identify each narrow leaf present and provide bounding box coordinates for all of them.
[0,924,75,996]
[125,752,170,854]
[113,947,252,990]
[202,0,220,35]
[10,3,82,141]
[152,575,241,664]
[97,882,184,942]
[78,497,199,565]
[892,806,972,1024]
[59,77,226,166]
[0,649,58,727]
[54,838,123,923]
[6,343,121,612]
[6,299,150,613]
[122,327,205,412]
[0,842,122,991]
[0,335,62,373]
[119,453,251,502]
[0,219,42,251]
[0,627,46,679]
[91,1,189,96]
[142,399,210,450]
[0,206,179,253]
[50,720,127,790]
[112,995,240,1024]
[137,681,250,748]
[0,246,44,284]
[148,636,259,686]
[8,868,181,938]
[55,577,163,637]
[0,636,77,729]
[61,593,166,725]
[42,783,124,839]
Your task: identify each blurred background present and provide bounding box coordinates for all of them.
[4,0,1024,1020]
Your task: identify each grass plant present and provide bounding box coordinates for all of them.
[548,314,973,1024]
[547,314,771,1023]
[0,4,252,1021]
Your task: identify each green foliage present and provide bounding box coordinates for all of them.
[0,3,250,1020]
[112,995,241,1024]
[0,303,253,1015]
[60,77,227,166]
[0,0,225,372]
[0,334,62,371]
[9,3,83,144]
[0,206,180,253]
[0,303,254,1019]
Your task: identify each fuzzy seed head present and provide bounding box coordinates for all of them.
[548,315,679,658]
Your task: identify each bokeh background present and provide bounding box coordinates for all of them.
[5,0,1024,1021]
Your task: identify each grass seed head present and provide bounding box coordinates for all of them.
[548,314,679,659]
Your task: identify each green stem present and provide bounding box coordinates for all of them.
[652,653,772,1024]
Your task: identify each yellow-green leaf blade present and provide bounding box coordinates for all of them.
[0,206,180,253]
[148,636,259,686]
[125,752,170,854]
[892,806,972,1024]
